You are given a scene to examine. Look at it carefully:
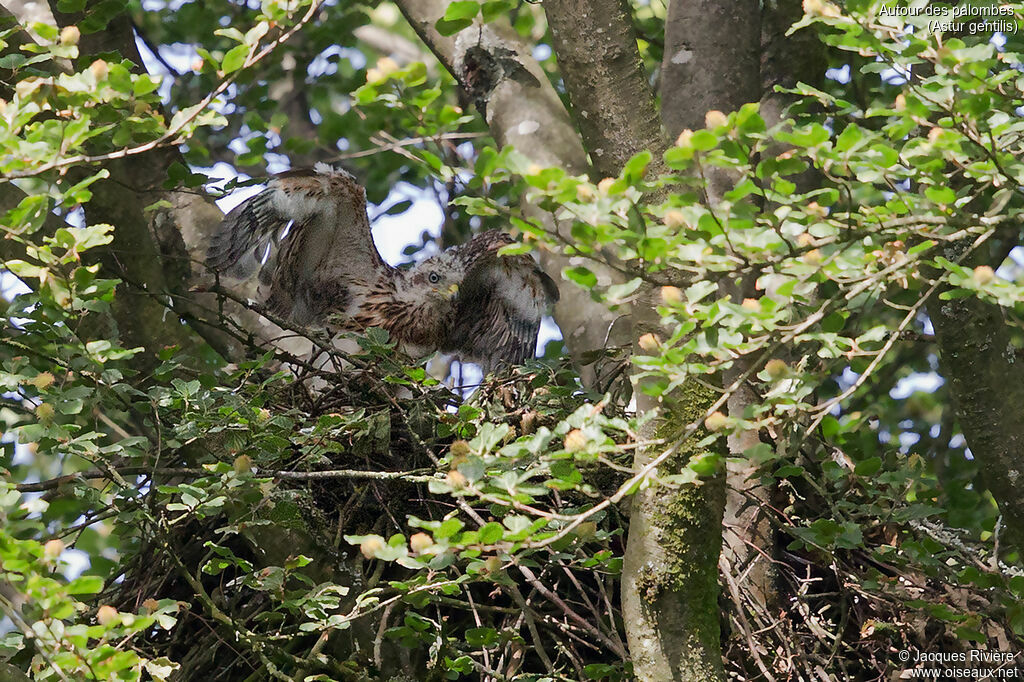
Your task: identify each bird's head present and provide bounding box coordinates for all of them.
[393,253,466,314]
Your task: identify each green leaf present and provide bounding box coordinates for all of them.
[835,124,863,151]
[955,625,986,643]
[478,522,504,544]
[245,22,270,46]
[55,224,114,251]
[688,452,720,477]
[925,185,956,205]
[664,145,694,166]
[221,44,249,74]
[133,74,160,96]
[67,575,104,594]
[564,266,597,289]
[285,555,312,569]
[821,312,846,333]
[835,523,863,549]
[3,195,50,234]
[438,20,473,34]
[774,465,804,479]
[0,54,26,70]
[781,123,830,147]
[821,416,840,440]
[621,150,652,182]
[853,457,882,476]
[481,0,512,23]
[4,260,42,279]
[436,1,478,35]
[690,130,718,151]
[383,199,413,216]
[465,627,498,646]
[444,1,480,21]
[584,663,616,679]
[214,27,246,43]
[436,518,464,539]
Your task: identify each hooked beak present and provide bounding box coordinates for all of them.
[445,282,459,299]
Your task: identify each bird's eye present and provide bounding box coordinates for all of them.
[428,272,441,284]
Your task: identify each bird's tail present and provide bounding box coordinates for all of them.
[205,189,290,282]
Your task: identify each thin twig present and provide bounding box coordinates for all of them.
[514,563,627,659]
[15,466,437,493]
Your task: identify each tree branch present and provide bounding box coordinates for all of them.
[16,466,437,493]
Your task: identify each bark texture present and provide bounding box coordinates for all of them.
[760,0,826,184]
[394,0,456,67]
[544,0,662,177]
[625,291,730,679]
[33,4,195,365]
[927,249,1024,550]
[661,0,761,126]
[760,0,824,125]
[397,0,631,389]
[661,0,767,614]
[623,381,728,680]
[662,0,760,197]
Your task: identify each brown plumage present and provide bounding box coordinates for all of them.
[206,164,559,369]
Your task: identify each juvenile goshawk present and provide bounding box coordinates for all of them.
[206,163,559,369]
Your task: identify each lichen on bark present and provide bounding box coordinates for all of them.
[623,377,727,681]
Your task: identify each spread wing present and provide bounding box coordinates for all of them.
[442,231,560,369]
[206,164,389,326]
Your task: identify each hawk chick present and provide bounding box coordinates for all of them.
[206,164,559,370]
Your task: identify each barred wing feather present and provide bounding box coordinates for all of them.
[443,232,559,369]
[206,165,387,326]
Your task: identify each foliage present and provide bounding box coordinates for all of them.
[2,0,1024,680]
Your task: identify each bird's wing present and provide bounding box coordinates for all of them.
[443,232,559,368]
[206,164,389,326]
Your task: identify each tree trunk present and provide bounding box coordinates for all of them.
[622,377,728,680]
[43,1,250,365]
[926,244,1024,551]
[544,0,733,678]
[659,0,778,636]
[717,1,830,620]
[544,0,662,175]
